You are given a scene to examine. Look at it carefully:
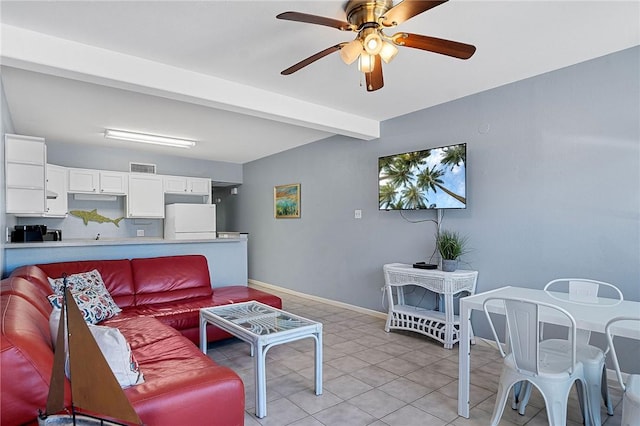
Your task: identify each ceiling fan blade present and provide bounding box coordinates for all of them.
[276,11,354,31]
[392,33,476,59]
[281,44,344,75]
[365,55,384,92]
[381,0,448,27]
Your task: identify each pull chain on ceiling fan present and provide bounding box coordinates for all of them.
[276,0,476,92]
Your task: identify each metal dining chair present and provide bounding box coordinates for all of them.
[483,296,592,426]
[606,316,640,426]
[514,279,623,425]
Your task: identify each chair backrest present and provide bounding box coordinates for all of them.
[544,278,623,343]
[605,316,640,392]
[544,278,624,304]
[483,297,578,375]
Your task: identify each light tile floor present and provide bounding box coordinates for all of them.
[206,288,624,426]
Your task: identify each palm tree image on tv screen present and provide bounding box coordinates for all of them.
[378,143,466,210]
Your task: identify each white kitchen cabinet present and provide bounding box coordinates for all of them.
[68,168,99,193]
[99,171,128,194]
[45,164,68,217]
[68,168,128,195]
[163,175,210,196]
[163,175,188,193]
[189,177,211,196]
[163,175,211,203]
[127,174,164,218]
[5,134,46,215]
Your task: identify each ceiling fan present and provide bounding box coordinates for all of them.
[276,0,476,92]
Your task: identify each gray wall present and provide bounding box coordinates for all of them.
[238,47,639,363]
[46,141,242,183]
[1,75,16,273]
[212,186,240,232]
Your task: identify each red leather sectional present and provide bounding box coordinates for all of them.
[1,254,282,426]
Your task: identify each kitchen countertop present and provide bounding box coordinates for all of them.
[3,235,249,285]
[5,237,245,249]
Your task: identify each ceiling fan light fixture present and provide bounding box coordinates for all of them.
[104,129,196,148]
[358,54,375,73]
[363,32,383,55]
[276,1,476,92]
[379,40,398,63]
[340,39,363,65]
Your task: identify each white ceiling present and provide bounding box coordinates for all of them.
[1,1,638,164]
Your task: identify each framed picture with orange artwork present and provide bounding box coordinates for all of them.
[274,183,300,218]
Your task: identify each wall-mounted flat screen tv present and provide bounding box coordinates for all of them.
[378,143,466,210]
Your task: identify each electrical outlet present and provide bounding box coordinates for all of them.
[136,229,145,237]
[354,209,362,219]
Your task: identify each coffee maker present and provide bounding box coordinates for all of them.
[11,225,47,242]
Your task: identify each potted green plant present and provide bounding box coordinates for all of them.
[436,229,468,272]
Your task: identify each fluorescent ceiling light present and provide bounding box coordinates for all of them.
[104,129,196,148]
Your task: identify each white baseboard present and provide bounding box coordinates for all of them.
[248,279,388,320]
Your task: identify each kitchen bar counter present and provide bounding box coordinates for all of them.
[5,236,244,249]
[3,237,248,287]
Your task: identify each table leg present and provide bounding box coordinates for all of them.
[314,331,323,395]
[458,300,471,418]
[444,293,454,349]
[255,343,267,418]
[199,314,207,354]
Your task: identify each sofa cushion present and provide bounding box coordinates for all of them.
[121,297,214,330]
[131,255,213,305]
[5,265,53,297]
[37,260,136,308]
[0,294,71,426]
[1,276,52,318]
[109,316,245,426]
[212,286,283,309]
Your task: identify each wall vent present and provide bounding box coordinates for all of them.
[129,162,156,174]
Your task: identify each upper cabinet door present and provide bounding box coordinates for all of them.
[5,134,46,165]
[99,171,128,195]
[45,164,68,217]
[5,134,46,215]
[189,178,211,195]
[68,168,99,193]
[68,169,128,195]
[163,175,189,193]
[127,174,164,218]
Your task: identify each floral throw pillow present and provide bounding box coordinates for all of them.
[49,269,108,295]
[47,270,121,324]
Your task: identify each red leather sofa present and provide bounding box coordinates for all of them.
[1,255,282,426]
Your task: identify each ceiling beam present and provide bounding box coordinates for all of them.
[0,24,380,140]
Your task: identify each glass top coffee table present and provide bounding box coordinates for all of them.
[199,301,323,418]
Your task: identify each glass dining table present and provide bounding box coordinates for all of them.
[457,285,640,418]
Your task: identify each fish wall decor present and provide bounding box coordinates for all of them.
[69,209,125,227]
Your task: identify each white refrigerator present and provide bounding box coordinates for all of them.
[164,203,216,240]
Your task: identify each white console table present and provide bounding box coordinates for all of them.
[383,263,478,349]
